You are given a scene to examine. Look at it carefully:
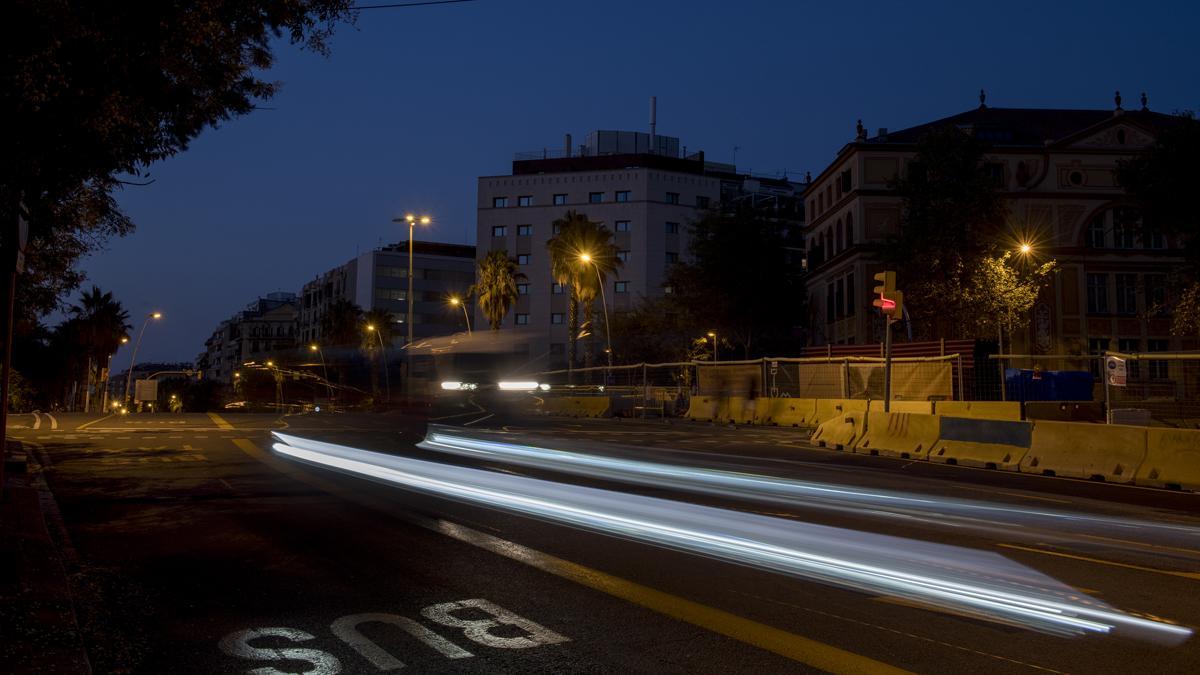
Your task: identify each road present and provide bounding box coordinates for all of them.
[6,405,1200,674]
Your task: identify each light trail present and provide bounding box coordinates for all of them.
[417,426,1200,552]
[272,431,1191,644]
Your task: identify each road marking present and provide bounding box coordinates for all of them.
[462,413,494,426]
[45,412,58,429]
[998,543,1200,581]
[77,414,115,430]
[207,412,235,430]
[232,437,909,674]
[952,485,1073,505]
[32,412,42,429]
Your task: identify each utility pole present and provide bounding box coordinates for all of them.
[873,271,904,413]
[1,199,28,495]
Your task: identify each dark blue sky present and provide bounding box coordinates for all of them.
[81,0,1199,364]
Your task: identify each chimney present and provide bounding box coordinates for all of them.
[564,133,572,158]
[649,96,657,154]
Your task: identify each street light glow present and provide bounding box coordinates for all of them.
[366,324,376,332]
[1019,243,1033,255]
[151,312,162,319]
[310,344,319,352]
[120,337,129,344]
[579,253,592,263]
[449,297,460,306]
[707,331,716,338]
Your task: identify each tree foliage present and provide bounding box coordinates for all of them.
[546,211,621,368]
[962,253,1057,337]
[665,206,805,358]
[320,299,364,347]
[2,1,356,316]
[472,250,525,331]
[884,125,1011,339]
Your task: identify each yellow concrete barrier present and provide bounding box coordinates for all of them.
[813,399,868,427]
[867,400,934,415]
[685,396,720,421]
[756,398,817,426]
[928,417,1032,471]
[811,411,865,452]
[1136,429,1200,491]
[855,412,940,459]
[1020,421,1146,483]
[934,401,1022,421]
[725,396,753,424]
[540,396,611,418]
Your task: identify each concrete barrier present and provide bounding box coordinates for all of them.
[811,411,865,452]
[685,396,720,421]
[1021,421,1146,483]
[855,412,940,459]
[1025,401,1104,423]
[725,396,755,424]
[540,396,611,418]
[757,398,818,426]
[1136,429,1200,491]
[933,401,1022,421]
[868,400,934,415]
[929,417,1032,471]
[813,399,868,427]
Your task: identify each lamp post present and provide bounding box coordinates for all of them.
[449,296,472,334]
[124,312,162,409]
[707,331,718,362]
[391,213,431,399]
[101,336,129,413]
[579,253,613,373]
[365,324,391,403]
[310,343,334,406]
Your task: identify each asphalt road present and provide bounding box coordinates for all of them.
[6,405,1200,674]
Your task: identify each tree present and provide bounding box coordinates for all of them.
[611,296,703,365]
[961,252,1057,342]
[472,250,525,331]
[320,299,364,347]
[1115,113,1200,335]
[546,211,621,369]
[666,205,805,358]
[360,308,393,398]
[68,285,131,411]
[884,124,1010,340]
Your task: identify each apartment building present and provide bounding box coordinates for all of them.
[198,292,299,383]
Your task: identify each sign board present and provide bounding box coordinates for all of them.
[1105,356,1127,387]
[134,379,158,402]
[769,360,779,375]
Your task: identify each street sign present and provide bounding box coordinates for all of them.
[1105,356,1127,387]
[134,379,158,402]
[769,360,778,375]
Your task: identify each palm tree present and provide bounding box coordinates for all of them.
[69,286,131,411]
[472,249,526,330]
[547,211,622,372]
[320,299,363,347]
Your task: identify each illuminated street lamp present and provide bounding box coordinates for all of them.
[124,312,162,409]
[310,343,334,405]
[449,296,472,334]
[100,336,129,413]
[707,331,718,362]
[391,212,432,398]
[365,324,391,403]
[1019,242,1033,255]
[578,253,614,372]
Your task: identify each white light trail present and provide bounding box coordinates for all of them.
[271,432,1192,645]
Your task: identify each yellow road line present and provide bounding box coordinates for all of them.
[77,414,115,431]
[207,412,235,430]
[232,437,911,674]
[998,543,1200,581]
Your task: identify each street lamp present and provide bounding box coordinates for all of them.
[707,332,718,362]
[310,343,334,405]
[365,324,391,403]
[124,312,162,409]
[1019,242,1033,255]
[449,296,472,334]
[391,213,432,399]
[100,336,129,413]
[579,253,614,372]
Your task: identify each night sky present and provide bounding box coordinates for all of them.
[77,0,1199,364]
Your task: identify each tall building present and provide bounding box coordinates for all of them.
[803,93,1184,362]
[476,128,805,368]
[198,293,299,383]
[298,241,476,346]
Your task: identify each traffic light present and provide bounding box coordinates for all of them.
[873,271,900,318]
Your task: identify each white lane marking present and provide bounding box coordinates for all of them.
[46,412,58,430]
[423,599,569,649]
[330,613,472,669]
[462,414,494,426]
[219,627,341,675]
[32,412,41,430]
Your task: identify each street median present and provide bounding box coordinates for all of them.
[855,411,940,459]
[928,417,1032,471]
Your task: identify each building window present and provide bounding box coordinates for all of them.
[983,163,1004,186]
[845,213,854,249]
[665,221,679,234]
[614,281,629,293]
[517,254,529,265]
[492,225,507,237]
[551,313,564,325]
[840,169,852,193]
[1146,228,1166,249]
[615,220,630,232]
[1087,217,1105,248]
[1088,337,1110,377]
[1115,274,1137,314]
[1148,339,1169,379]
[551,282,564,294]
[553,194,567,205]
[616,250,629,262]
[1113,216,1136,249]
[665,192,680,205]
[1118,338,1141,379]
[1145,274,1167,315]
[492,197,508,208]
[517,195,532,207]
[696,196,710,209]
[515,313,529,325]
[835,221,843,254]
[665,252,678,264]
[615,190,630,202]
[826,283,835,322]
[517,224,532,236]
[835,278,845,318]
[589,192,604,203]
[846,272,855,316]
[517,283,529,295]
[1086,273,1108,314]
[663,285,673,294]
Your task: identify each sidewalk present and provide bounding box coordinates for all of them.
[0,439,91,673]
